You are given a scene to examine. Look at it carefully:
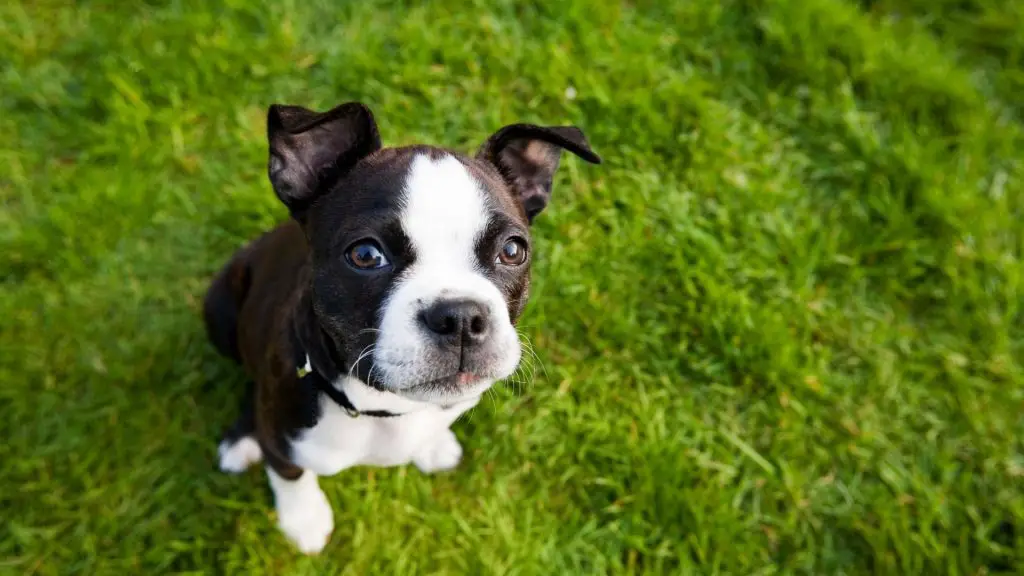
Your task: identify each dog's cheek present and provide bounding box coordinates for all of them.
[312,267,393,358]
[505,272,530,324]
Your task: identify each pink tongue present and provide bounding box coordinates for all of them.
[456,372,477,386]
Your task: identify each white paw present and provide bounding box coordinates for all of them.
[218,436,263,473]
[413,429,463,473]
[278,488,334,554]
[270,471,335,555]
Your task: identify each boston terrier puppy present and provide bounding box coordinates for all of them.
[203,101,600,553]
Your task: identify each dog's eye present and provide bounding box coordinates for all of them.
[346,241,390,270]
[496,238,528,266]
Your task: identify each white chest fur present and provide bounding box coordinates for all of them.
[289,376,481,476]
[217,374,487,555]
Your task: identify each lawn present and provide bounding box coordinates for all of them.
[2,0,1022,573]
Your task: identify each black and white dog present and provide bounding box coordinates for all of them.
[203,101,600,553]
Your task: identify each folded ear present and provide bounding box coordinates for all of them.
[267,102,381,219]
[477,124,601,223]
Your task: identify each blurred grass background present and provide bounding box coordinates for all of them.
[1,0,1022,573]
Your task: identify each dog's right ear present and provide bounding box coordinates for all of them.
[477,124,601,224]
[267,102,381,219]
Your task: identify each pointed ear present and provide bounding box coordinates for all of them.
[267,102,381,219]
[477,124,601,223]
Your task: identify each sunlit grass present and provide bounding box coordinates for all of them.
[1,0,1021,573]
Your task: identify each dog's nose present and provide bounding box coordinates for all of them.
[420,299,490,346]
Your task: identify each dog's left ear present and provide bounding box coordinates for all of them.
[477,124,601,223]
[267,102,381,220]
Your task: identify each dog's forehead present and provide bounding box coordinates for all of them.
[358,145,524,219]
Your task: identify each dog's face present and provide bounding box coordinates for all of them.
[266,103,600,404]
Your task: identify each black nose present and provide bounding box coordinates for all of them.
[420,299,490,346]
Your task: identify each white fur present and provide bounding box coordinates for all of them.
[289,376,480,476]
[413,428,464,473]
[271,377,479,554]
[374,154,522,395]
[218,436,263,473]
[268,468,334,554]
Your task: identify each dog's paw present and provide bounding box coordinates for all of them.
[218,436,263,473]
[276,482,335,555]
[413,429,463,473]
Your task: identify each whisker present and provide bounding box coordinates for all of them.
[485,386,499,413]
[520,353,544,385]
[351,344,375,369]
[348,344,376,379]
[366,360,379,386]
[508,329,544,395]
[518,333,547,381]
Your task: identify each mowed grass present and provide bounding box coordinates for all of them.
[2,0,1022,573]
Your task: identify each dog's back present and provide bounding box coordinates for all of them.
[203,221,307,367]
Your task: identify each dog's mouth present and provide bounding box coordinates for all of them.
[396,371,494,403]
[364,363,496,402]
[355,335,522,403]
[409,371,485,391]
[348,350,493,394]
[358,349,503,387]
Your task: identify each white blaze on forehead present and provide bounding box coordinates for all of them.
[400,154,489,269]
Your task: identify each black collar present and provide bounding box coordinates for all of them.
[295,354,401,418]
[290,310,401,419]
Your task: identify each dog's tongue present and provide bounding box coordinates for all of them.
[456,372,477,386]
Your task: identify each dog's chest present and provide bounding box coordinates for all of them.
[290,395,476,476]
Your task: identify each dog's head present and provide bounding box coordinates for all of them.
[267,102,600,404]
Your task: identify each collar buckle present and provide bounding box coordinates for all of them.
[296,357,312,379]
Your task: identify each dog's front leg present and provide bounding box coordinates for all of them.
[412,428,464,473]
[267,466,334,554]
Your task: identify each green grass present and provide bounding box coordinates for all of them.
[2,0,1022,573]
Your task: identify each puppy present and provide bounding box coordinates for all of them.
[203,101,600,553]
